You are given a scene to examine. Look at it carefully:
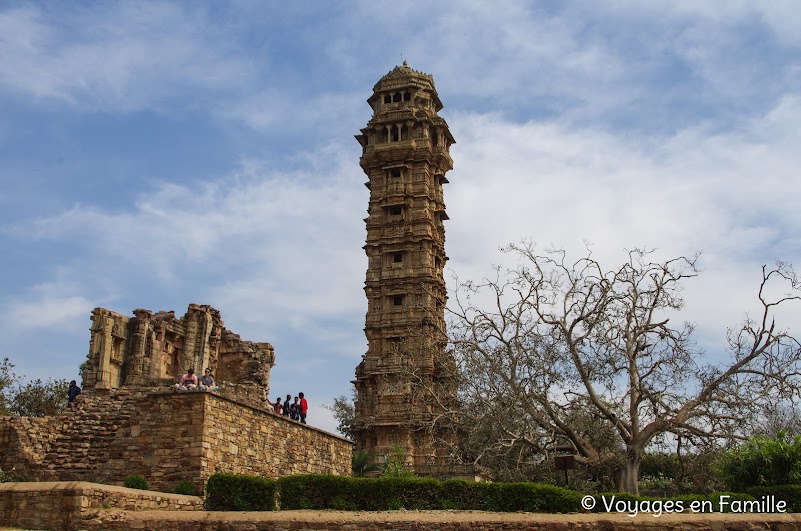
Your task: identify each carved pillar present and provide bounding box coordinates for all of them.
[95,313,114,389]
[182,308,199,372]
[125,309,152,386]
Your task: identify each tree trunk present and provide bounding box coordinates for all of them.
[621,446,643,494]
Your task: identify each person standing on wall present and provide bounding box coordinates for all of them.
[267,396,283,415]
[283,394,292,417]
[67,380,81,408]
[299,392,308,424]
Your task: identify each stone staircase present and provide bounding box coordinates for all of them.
[34,389,146,482]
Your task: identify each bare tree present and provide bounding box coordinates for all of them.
[448,243,801,494]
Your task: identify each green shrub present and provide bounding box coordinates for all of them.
[352,450,381,477]
[276,474,352,510]
[0,467,28,483]
[715,433,801,491]
[526,483,584,513]
[474,482,581,513]
[174,480,197,496]
[440,479,482,510]
[123,475,149,490]
[382,444,414,477]
[206,473,590,512]
[749,485,801,512]
[204,474,277,511]
[276,474,582,512]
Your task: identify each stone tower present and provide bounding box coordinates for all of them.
[352,62,457,472]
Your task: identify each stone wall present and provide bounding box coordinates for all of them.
[0,416,61,477]
[0,390,351,494]
[204,392,352,478]
[0,481,201,531]
[98,391,208,492]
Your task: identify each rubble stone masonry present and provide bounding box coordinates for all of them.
[3,482,801,531]
[0,391,351,494]
[0,481,202,530]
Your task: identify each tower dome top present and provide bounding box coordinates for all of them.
[375,61,435,88]
[371,62,441,110]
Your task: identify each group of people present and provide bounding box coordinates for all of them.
[267,393,308,424]
[172,368,309,424]
[174,368,219,391]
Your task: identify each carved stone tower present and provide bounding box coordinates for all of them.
[352,62,457,472]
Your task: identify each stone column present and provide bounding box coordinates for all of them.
[125,309,152,386]
[96,313,114,389]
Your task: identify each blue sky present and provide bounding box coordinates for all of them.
[1,1,800,434]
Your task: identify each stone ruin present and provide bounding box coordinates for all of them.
[83,303,275,400]
[0,304,351,493]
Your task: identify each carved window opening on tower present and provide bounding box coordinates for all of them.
[392,252,403,263]
[390,125,399,142]
[403,92,411,101]
[432,132,439,147]
[392,295,404,307]
[391,169,401,179]
[388,205,403,216]
[393,92,402,102]
[384,94,391,104]
[400,125,409,141]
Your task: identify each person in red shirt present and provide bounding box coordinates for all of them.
[298,392,308,424]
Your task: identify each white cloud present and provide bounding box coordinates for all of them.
[445,94,801,342]
[0,281,93,331]
[0,3,254,111]
[5,141,369,348]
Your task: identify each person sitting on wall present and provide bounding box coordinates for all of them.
[267,396,283,414]
[67,380,81,408]
[199,368,219,391]
[290,396,300,421]
[174,368,198,391]
[282,394,292,417]
[298,392,308,424]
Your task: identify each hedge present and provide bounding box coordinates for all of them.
[204,473,277,511]
[204,474,758,514]
[207,474,581,512]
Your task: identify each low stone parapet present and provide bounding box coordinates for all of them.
[0,481,202,530]
[54,508,801,530]
[4,481,801,530]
